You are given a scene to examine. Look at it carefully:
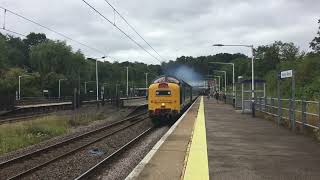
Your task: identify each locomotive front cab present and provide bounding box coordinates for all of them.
[148,81,180,119]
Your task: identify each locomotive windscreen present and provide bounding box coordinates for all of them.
[153,76,180,84]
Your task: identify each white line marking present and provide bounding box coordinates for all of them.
[125,98,198,180]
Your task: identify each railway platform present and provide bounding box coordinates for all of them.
[126,96,320,180]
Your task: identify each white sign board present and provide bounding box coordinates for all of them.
[43,90,49,93]
[280,70,293,79]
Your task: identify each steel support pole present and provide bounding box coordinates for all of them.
[232,64,235,96]
[145,73,148,96]
[126,67,129,97]
[251,46,255,117]
[18,76,21,100]
[235,84,237,108]
[59,79,61,99]
[277,77,281,126]
[85,82,87,94]
[291,71,296,131]
[218,77,221,92]
[242,83,244,113]
[224,71,227,94]
[96,59,99,101]
[301,98,306,132]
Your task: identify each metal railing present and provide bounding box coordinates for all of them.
[256,97,320,131]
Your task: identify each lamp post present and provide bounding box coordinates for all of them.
[210,62,235,97]
[126,67,129,97]
[87,56,106,101]
[58,79,67,99]
[18,75,30,100]
[214,70,227,93]
[213,44,255,117]
[213,78,217,91]
[101,83,108,99]
[214,76,221,92]
[115,83,119,97]
[145,73,148,96]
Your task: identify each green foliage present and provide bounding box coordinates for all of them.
[0,34,8,69]
[0,116,68,154]
[23,32,47,49]
[310,19,320,53]
[0,32,162,97]
[1,19,320,100]
[0,105,116,154]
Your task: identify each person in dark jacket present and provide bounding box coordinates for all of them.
[222,93,227,103]
[214,91,219,103]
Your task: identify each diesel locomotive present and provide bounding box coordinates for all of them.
[148,75,193,121]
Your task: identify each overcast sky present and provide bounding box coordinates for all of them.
[1,0,319,64]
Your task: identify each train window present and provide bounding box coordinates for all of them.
[156,90,171,96]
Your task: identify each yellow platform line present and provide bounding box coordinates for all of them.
[183,96,209,180]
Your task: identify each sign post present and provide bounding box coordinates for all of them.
[279,70,295,131]
[277,74,281,127]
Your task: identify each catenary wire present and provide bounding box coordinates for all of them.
[0,27,26,37]
[0,6,106,56]
[81,0,162,64]
[103,0,166,62]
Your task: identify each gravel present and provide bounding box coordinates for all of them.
[23,118,153,180]
[92,126,170,180]
[0,105,135,179]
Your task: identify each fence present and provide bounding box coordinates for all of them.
[0,95,15,112]
[17,96,73,106]
[256,97,320,131]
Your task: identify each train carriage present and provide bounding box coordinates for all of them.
[148,75,193,122]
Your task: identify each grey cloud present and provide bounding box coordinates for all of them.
[0,0,319,64]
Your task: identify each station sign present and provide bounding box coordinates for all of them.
[280,70,293,79]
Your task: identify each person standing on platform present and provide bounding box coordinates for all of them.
[214,91,219,103]
[222,92,227,104]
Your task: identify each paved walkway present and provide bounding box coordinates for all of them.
[205,99,320,180]
[127,98,200,180]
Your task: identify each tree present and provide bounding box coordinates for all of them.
[0,34,8,70]
[29,40,84,90]
[310,19,320,53]
[23,32,47,49]
[6,36,29,67]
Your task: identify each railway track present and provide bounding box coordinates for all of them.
[0,104,142,125]
[75,127,153,180]
[0,113,50,125]
[0,111,149,180]
[0,97,145,125]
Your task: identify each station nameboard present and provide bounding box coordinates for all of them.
[280,70,293,79]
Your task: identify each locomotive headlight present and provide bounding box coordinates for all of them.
[161,103,165,107]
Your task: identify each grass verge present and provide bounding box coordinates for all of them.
[0,107,117,155]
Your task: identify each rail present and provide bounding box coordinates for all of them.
[256,97,320,131]
[0,111,148,179]
[74,127,153,180]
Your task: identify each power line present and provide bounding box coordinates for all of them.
[0,27,26,37]
[81,0,162,64]
[0,6,106,56]
[103,0,166,62]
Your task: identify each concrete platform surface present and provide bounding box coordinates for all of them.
[128,98,201,180]
[205,99,320,180]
